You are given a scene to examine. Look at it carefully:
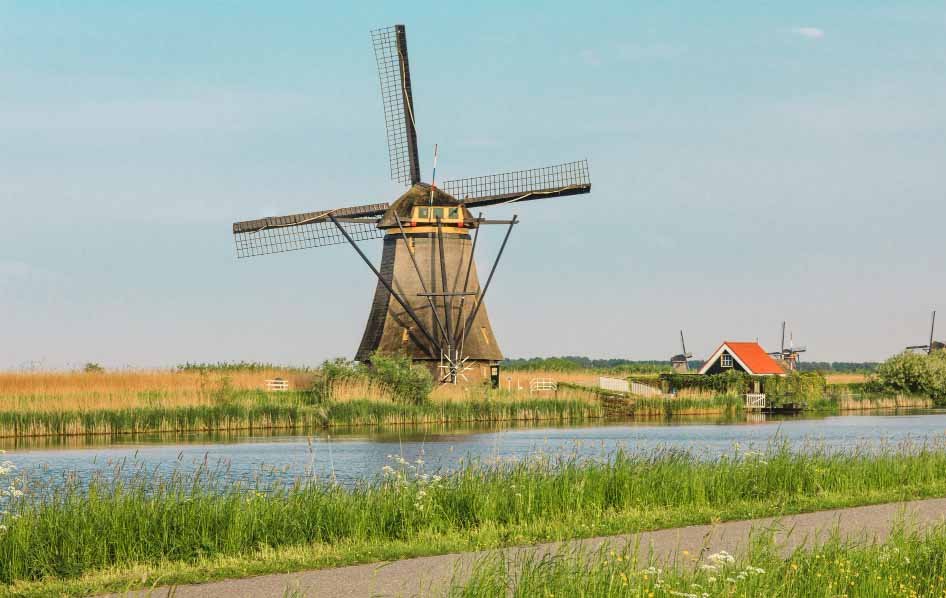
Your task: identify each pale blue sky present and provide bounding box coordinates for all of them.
[1,1,944,369]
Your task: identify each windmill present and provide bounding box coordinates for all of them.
[906,311,944,354]
[231,25,592,384]
[769,321,807,371]
[670,330,693,373]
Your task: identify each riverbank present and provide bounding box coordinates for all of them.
[0,369,938,440]
[5,444,946,595]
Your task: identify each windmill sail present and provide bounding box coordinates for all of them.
[232,202,389,258]
[442,160,591,208]
[371,25,421,186]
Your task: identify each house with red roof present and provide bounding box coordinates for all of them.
[697,341,787,376]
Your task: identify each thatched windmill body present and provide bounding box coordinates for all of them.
[232,25,592,383]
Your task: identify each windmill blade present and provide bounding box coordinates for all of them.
[371,25,421,186]
[442,160,591,209]
[930,311,937,351]
[232,202,388,258]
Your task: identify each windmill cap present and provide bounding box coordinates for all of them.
[379,183,474,228]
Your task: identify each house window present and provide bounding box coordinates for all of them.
[721,354,733,368]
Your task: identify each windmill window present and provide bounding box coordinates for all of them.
[433,207,444,219]
[448,207,459,219]
[721,354,733,368]
[417,207,429,219]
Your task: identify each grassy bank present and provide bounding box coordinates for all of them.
[450,525,946,597]
[5,444,946,594]
[0,396,602,439]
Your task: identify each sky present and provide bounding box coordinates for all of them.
[1,1,944,369]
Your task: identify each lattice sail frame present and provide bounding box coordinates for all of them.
[232,203,388,258]
[371,25,420,186]
[442,160,591,207]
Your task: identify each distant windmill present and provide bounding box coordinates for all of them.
[907,311,944,354]
[670,330,694,373]
[769,321,807,371]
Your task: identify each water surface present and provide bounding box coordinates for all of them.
[8,410,946,492]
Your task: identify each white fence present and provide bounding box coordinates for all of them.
[598,376,630,393]
[630,381,664,397]
[745,393,766,409]
[529,378,558,394]
[599,377,663,397]
[265,378,290,391]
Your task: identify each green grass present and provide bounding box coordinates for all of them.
[0,395,602,439]
[6,443,946,594]
[449,524,946,597]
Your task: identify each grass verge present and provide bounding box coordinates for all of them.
[5,444,946,595]
[449,524,946,597]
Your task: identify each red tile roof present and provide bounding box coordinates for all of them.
[698,341,786,375]
[722,341,785,375]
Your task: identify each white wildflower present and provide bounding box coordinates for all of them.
[707,550,735,565]
[699,564,718,572]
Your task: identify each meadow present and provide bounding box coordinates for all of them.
[4,443,946,594]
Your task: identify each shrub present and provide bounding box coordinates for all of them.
[368,352,434,405]
[872,351,946,401]
[83,362,104,373]
[312,354,434,405]
[764,372,827,405]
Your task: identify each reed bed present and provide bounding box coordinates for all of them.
[450,525,946,597]
[837,395,934,410]
[0,398,602,439]
[4,443,946,591]
[631,394,742,416]
[0,370,315,412]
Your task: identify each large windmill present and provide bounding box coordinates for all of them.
[232,25,592,384]
[907,311,944,354]
[769,321,806,371]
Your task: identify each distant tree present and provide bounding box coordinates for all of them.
[83,362,104,373]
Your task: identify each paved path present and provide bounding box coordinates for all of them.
[112,498,946,598]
